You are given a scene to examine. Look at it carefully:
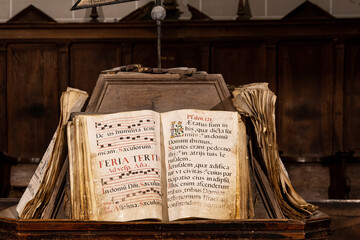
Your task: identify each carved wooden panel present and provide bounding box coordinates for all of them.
[277,40,334,157]
[132,43,203,69]
[7,44,60,157]
[70,43,120,95]
[86,73,232,113]
[344,40,360,155]
[211,42,266,87]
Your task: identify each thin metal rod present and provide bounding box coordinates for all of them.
[157,19,161,68]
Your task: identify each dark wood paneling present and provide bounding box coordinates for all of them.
[265,41,277,93]
[277,40,333,157]
[0,44,7,153]
[133,43,203,69]
[7,44,60,157]
[132,43,156,68]
[58,43,70,93]
[211,42,265,87]
[0,19,358,160]
[345,40,360,155]
[70,43,120,95]
[332,40,345,153]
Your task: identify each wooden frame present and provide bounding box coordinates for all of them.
[0,213,330,239]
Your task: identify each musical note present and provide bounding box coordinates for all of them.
[112,188,162,203]
[114,168,159,179]
[95,116,155,132]
[100,169,160,186]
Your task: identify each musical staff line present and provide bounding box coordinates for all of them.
[102,178,160,191]
[110,186,162,200]
[95,115,156,131]
[106,185,161,198]
[97,133,156,145]
[100,167,161,178]
[95,122,156,134]
[96,114,155,125]
[113,191,162,205]
[101,169,160,186]
[104,196,162,206]
[96,142,157,152]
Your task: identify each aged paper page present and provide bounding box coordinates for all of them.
[16,129,58,217]
[161,109,239,221]
[84,110,163,221]
[67,122,78,219]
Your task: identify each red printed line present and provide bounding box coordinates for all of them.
[113,195,162,205]
[103,196,162,206]
[117,141,157,148]
[96,115,155,124]
[114,196,162,205]
[104,177,160,188]
[95,122,156,134]
[102,141,157,150]
[97,138,156,148]
[100,167,161,178]
[103,176,160,187]
[98,140,156,149]
[97,139,157,149]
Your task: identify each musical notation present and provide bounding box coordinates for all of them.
[97,134,155,149]
[112,188,162,204]
[101,167,162,206]
[94,115,157,150]
[101,168,160,185]
[95,117,155,131]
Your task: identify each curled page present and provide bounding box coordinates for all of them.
[232,83,317,219]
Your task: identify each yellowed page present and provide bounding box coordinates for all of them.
[236,115,253,219]
[83,110,163,221]
[81,115,98,220]
[67,122,77,219]
[75,116,87,220]
[161,109,239,221]
[160,121,169,222]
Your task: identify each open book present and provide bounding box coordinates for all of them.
[67,109,253,222]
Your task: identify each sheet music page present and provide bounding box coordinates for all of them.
[84,110,163,221]
[161,109,239,221]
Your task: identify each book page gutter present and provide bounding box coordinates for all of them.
[162,110,238,221]
[85,110,162,221]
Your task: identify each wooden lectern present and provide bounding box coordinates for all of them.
[0,69,330,239]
